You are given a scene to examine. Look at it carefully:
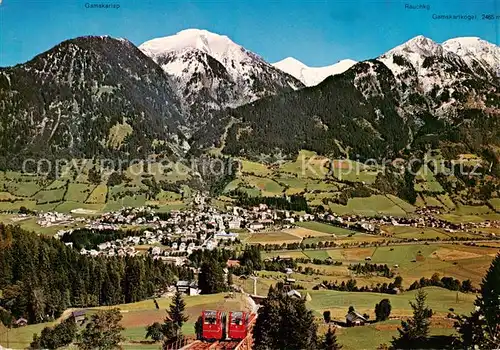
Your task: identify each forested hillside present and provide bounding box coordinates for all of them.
[218,56,500,160]
[0,36,185,169]
[0,224,193,324]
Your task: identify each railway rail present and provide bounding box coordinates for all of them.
[182,340,241,350]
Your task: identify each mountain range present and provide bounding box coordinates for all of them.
[0,29,498,169]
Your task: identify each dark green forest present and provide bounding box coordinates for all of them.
[0,224,193,324]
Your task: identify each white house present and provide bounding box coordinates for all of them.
[214,231,238,242]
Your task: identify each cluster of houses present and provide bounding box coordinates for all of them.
[93,206,159,226]
[361,212,498,233]
[315,210,499,235]
[37,211,84,227]
[46,194,500,261]
[55,205,245,258]
[80,243,138,258]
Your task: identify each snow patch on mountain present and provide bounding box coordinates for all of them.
[140,29,261,83]
[442,37,500,78]
[379,35,499,80]
[379,35,444,71]
[377,35,500,96]
[272,57,357,86]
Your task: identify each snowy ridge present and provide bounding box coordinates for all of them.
[139,29,302,121]
[377,34,499,100]
[374,34,500,120]
[379,35,444,69]
[442,37,500,78]
[273,57,357,86]
[140,29,260,83]
[140,29,259,64]
[379,35,499,81]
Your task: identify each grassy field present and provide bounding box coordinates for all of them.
[260,242,498,289]
[248,216,490,248]
[283,226,330,238]
[65,183,94,202]
[34,188,66,204]
[489,198,500,211]
[329,195,409,217]
[0,293,250,349]
[86,184,108,204]
[0,166,193,215]
[222,149,500,220]
[304,249,331,260]
[296,221,359,236]
[309,287,471,349]
[334,319,456,350]
[227,152,421,216]
[307,287,475,318]
[239,159,271,176]
[247,231,303,244]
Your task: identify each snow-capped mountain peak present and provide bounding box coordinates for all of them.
[274,57,309,70]
[442,36,500,77]
[273,57,357,86]
[380,35,444,67]
[442,36,494,53]
[139,28,256,66]
[138,29,302,124]
[379,34,499,83]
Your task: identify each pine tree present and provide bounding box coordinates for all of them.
[323,310,331,324]
[168,291,189,331]
[78,309,124,350]
[375,299,392,322]
[392,289,432,349]
[160,291,189,345]
[198,258,226,294]
[454,253,500,348]
[253,284,317,350]
[476,253,500,341]
[320,326,342,350]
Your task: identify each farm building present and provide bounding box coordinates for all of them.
[14,318,28,327]
[226,259,241,268]
[71,310,87,325]
[346,310,367,326]
[287,290,302,299]
[248,222,264,230]
[214,231,238,241]
[176,280,199,295]
[228,218,242,229]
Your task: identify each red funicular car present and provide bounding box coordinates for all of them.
[228,311,249,340]
[202,310,224,340]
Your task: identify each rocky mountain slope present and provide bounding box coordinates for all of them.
[0,36,188,168]
[443,37,500,80]
[216,35,500,160]
[0,30,304,169]
[273,57,357,86]
[0,32,498,173]
[139,29,303,125]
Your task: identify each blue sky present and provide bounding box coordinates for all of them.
[0,0,498,67]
